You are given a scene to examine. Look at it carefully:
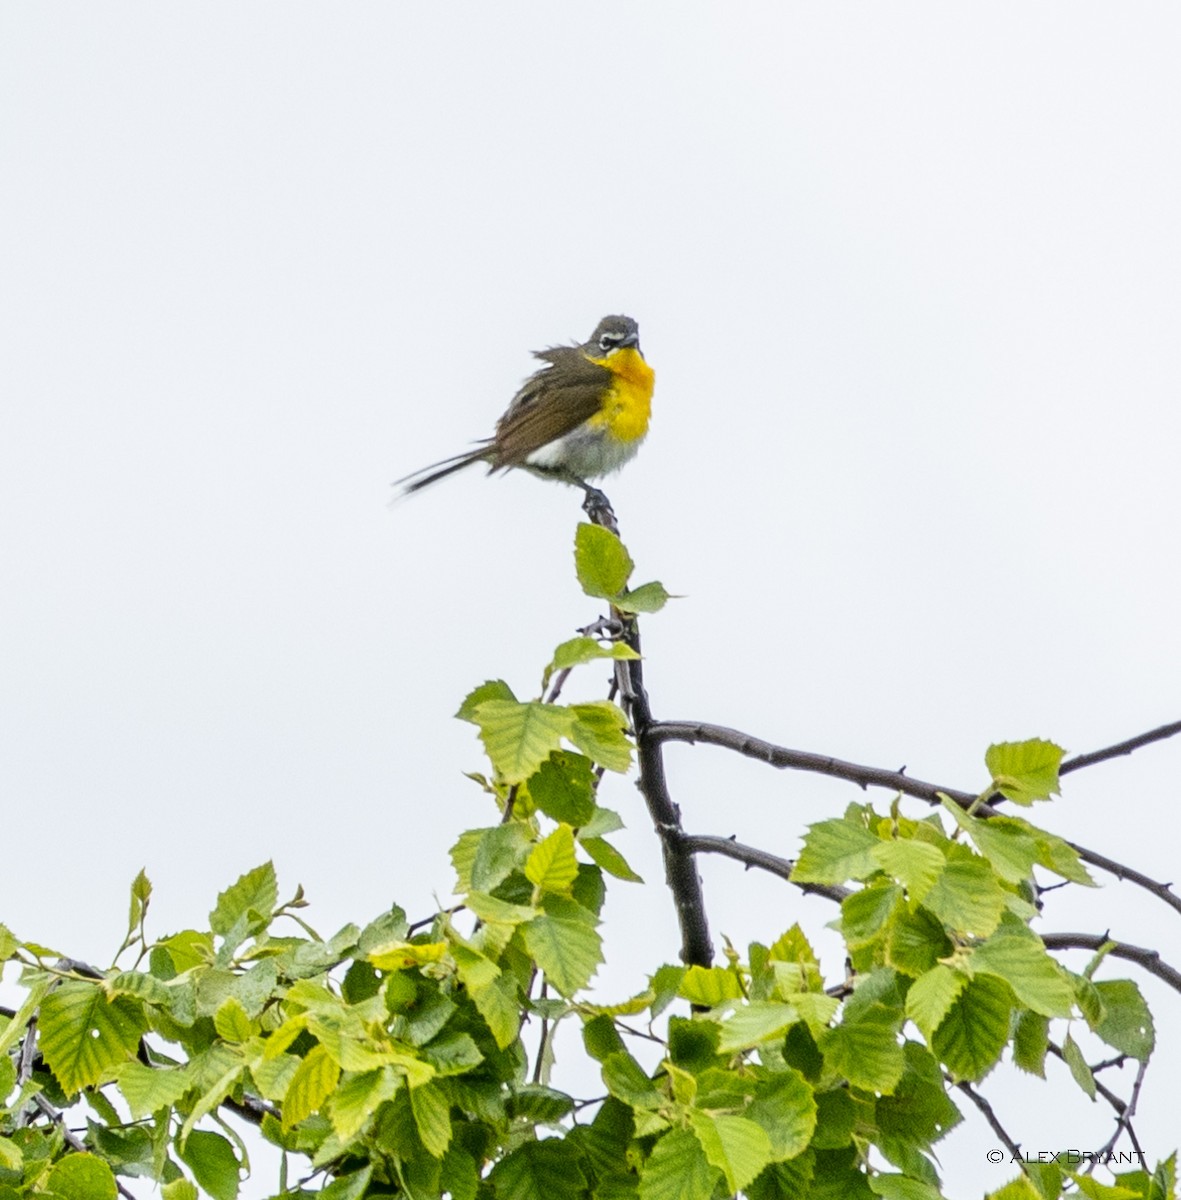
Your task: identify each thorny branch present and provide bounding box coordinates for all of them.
[1040,933,1181,996]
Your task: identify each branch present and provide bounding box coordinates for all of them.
[652,720,1181,917]
[1041,933,1181,995]
[955,1080,1022,1162]
[675,833,850,903]
[585,494,713,969]
[1060,719,1181,776]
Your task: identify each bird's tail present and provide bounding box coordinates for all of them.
[392,444,492,499]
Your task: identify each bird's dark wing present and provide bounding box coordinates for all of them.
[491,349,610,466]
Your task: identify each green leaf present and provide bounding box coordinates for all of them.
[328,1067,399,1141]
[568,701,633,772]
[791,818,880,886]
[113,1060,192,1119]
[575,522,634,599]
[162,1181,200,1200]
[527,752,596,826]
[410,1079,453,1159]
[886,907,952,978]
[905,966,968,1041]
[0,922,17,961]
[920,855,1007,937]
[549,636,640,672]
[469,822,533,893]
[1062,1031,1096,1099]
[601,1051,664,1108]
[841,884,900,948]
[209,861,278,939]
[472,699,577,784]
[615,580,671,614]
[870,1175,943,1200]
[523,902,603,996]
[580,835,644,882]
[941,803,1040,885]
[715,1002,800,1054]
[213,996,255,1043]
[455,678,516,722]
[283,1044,340,1129]
[985,738,1064,805]
[931,975,1012,1081]
[1092,980,1154,1060]
[128,868,152,932]
[746,1069,817,1161]
[43,1154,117,1200]
[1012,1010,1049,1077]
[689,1112,772,1194]
[38,981,147,1093]
[968,934,1075,1017]
[678,965,743,1007]
[178,1130,240,1200]
[640,1129,718,1200]
[320,1168,375,1200]
[152,929,213,975]
[820,1004,906,1093]
[507,1085,576,1124]
[985,1178,1044,1200]
[453,949,520,1048]
[870,841,945,907]
[490,1138,589,1200]
[526,824,579,895]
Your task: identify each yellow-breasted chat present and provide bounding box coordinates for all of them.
[395,315,654,498]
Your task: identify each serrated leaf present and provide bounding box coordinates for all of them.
[213,996,255,1043]
[472,700,577,785]
[941,802,1040,885]
[746,1069,817,1161]
[523,906,602,996]
[792,818,880,886]
[38,981,147,1093]
[1092,979,1154,1060]
[886,907,953,978]
[453,950,519,1049]
[0,922,18,961]
[455,678,516,722]
[568,701,633,772]
[715,1002,800,1054]
[549,636,640,672]
[1062,1031,1096,1098]
[841,884,901,948]
[526,824,579,895]
[689,1112,772,1194]
[580,835,643,882]
[162,1180,200,1200]
[113,1060,193,1119]
[870,1175,942,1200]
[985,739,1064,805]
[325,1067,398,1141]
[871,840,945,906]
[968,935,1074,1017]
[640,1128,718,1200]
[905,966,969,1041]
[282,1044,340,1129]
[490,1138,588,1200]
[921,856,1007,937]
[615,580,670,614]
[575,522,634,598]
[678,965,743,1007]
[820,1004,906,1093]
[44,1154,118,1200]
[178,1130,240,1200]
[469,821,533,893]
[210,861,278,939]
[931,975,1012,1081]
[410,1079,453,1158]
[1012,1010,1049,1077]
[527,751,597,826]
[128,868,152,932]
[153,929,214,975]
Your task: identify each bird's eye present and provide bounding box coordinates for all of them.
[599,334,619,351]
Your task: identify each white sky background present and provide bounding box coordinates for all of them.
[3,3,1181,1194]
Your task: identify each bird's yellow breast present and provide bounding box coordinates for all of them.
[584,346,654,443]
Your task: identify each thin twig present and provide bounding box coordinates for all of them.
[32,1096,139,1199]
[651,720,1181,917]
[1041,933,1181,995]
[955,1080,1022,1162]
[1060,720,1181,776]
[675,833,850,903]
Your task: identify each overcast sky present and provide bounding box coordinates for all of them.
[3,4,1181,1194]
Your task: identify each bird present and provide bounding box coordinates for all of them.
[394,315,653,500]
